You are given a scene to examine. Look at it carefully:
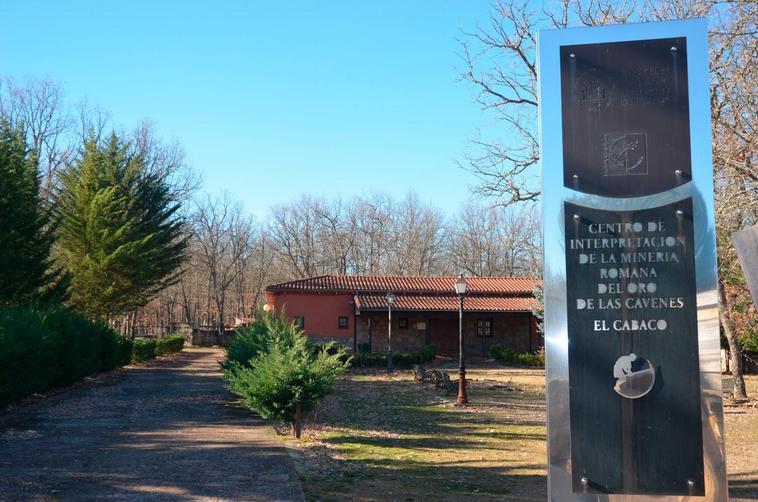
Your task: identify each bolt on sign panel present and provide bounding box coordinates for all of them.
[539,19,727,502]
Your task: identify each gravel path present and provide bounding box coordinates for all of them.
[0,347,304,502]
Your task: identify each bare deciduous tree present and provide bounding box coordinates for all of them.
[269,195,326,279]
[314,198,357,275]
[388,193,448,276]
[710,2,758,399]
[350,193,393,274]
[460,0,757,397]
[193,194,254,336]
[136,190,546,335]
[0,77,73,198]
[448,203,541,277]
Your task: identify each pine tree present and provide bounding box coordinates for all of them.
[224,312,351,438]
[55,133,187,319]
[0,121,68,305]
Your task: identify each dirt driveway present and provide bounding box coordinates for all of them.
[0,347,304,502]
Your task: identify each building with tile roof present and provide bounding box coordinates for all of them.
[265,275,542,356]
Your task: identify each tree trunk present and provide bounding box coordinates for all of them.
[720,284,748,400]
[216,296,225,345]
[293,400,302,439]
[130,311,138,340]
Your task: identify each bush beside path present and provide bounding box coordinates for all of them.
[0,347,304,501]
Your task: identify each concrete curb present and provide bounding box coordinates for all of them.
[281,438,307,502]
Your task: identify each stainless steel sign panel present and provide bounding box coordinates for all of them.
[565,198,703,495]
[539,18,727,502]
[561,38,691,197]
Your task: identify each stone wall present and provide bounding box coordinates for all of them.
[185,328,236,347]
[462,313,533,357]
[356,311,535,356]
[356,313,429,354]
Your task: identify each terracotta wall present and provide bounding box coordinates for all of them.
[267,292,355,343]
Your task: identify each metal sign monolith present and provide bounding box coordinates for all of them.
[539,19,727,501]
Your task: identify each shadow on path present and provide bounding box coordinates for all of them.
[0,348,303,502]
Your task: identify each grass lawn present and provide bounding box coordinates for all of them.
[294,360,758,502]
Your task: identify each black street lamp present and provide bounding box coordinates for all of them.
[386,291,395,373]
[454,274,468,405]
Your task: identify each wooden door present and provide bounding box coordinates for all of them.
[427,318,458,356]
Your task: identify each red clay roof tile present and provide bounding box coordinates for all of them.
[354,294,537,313]
[266,274,539,295]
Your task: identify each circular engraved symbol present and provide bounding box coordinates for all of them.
[613,353,655,399]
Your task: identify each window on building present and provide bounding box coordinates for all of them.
[338,316,349,329]
[398,317,408,329]
[293,316,305,329]
[477,319,493,337]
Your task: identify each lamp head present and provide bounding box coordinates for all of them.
[454,273,467,296]
[386,291,395,306]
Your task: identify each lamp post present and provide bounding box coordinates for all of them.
[454,274,468,405]
[386,291,395,373]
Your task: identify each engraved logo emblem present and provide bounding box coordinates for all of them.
[603,131,648,176]
[573,69,613,112]
[580,78,606,102]
[613,353,655,399]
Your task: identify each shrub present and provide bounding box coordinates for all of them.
[224,312,351,437]
[0,307,56,406]
[739,320,758,353]
[0,306,126,408]
[311,342,354,367]
[514,352,544,367]
[489,344,544,367]
[417,345,436,363]
[42,308,119,378]
[116,337,134,366]
[358,352,387,367]
[156,333,185,356]
[226,313,298,368]
[131,339,157,362]
[489,344,514,363]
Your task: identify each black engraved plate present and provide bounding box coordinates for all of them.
[560,38,691,197]
[565,198,703,494]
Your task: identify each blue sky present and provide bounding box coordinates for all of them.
[0,1,497,215]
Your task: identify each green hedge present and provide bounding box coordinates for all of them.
[156,333,185,356]
[131,333,185,361]
[355,345,437,368]
[131,338,157,362]
[514,352,544,367]
[488,344,514,363]
[489,344,544,367]
[0,307,187,408]
[0,306,126,407]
